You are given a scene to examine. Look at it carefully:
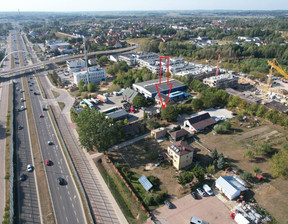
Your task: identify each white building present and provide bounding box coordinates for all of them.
[203,74,239,89]
[66,59,85,73]
[45,40,70,50]
[73,66,106,85]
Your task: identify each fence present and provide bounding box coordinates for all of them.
[9,81,15,224]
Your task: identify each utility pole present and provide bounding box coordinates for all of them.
[83,36,90,83]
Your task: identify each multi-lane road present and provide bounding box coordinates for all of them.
[10,27,86,224]
[27,73,86,224]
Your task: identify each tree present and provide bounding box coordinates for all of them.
[191,98,204,110]
[253,167,262,176]
[87,83,97,92]
[161,105,178,122]
[206,165,215,175]
[217,154,225,170]
[178,171,194,186]
[241,171,252,180]
[211,148,218,160]
[192,165,205,182]
[147,175,160,188]
[133,95,146,108]
[76,108,123,152]
[270,151,288,179]
[78,80,85,92]
[98,56,108,66]
[143,193,154,206]
[243,150,255,160]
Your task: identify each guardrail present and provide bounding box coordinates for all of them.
[48,106,95,224]
[10,81,15,224]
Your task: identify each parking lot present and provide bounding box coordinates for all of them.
[149,193,233,224]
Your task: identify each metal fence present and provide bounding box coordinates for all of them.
[10,81,15,224]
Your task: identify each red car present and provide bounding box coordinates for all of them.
[129,107,136,113]
[45,159,50,166]
[39,114,44,118]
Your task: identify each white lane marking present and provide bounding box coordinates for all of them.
[72,203,74,208]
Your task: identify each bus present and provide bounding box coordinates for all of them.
[101,106,121,114]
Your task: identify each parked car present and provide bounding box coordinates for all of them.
[196,188,206,197]
[164,200,173,209]
[20,173,26,181]
[130,107,136,113]
[27,164,33,172]
[190,191,198,199]
[47,141,53,145]
[57,177,65,185]
[203,184,213,196]
[39,114,44,118]
[45,159,51,166]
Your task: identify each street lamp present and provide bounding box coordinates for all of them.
[0,50,29,68]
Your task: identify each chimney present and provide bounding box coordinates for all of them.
[182,146,186,151]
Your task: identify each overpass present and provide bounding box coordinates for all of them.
[0,45,137,77]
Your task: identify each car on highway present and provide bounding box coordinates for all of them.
[47,141,53,145]
[203,184,214,196]
[27,164,33,172]
[39,114,44,118]
[164,200,173,209]
[18,125,22,130]
[30,89,33,91]
[191,191,198,199]
[196,187,207,197]
[34,92,38,95]
[45,159,51,166]
[57,177,65,185]
[20,98,25,102]
[20,173,26,181]
[16,87,19,91]
[20,89,24,93]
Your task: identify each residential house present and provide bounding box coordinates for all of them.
[167,141,195,170]
[151,127,167,139]
[184,113,217,133]
[169,129,189,141]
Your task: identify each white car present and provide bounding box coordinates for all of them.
[203,184,213,196]
[27,164,33,172]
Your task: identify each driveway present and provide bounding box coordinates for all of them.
[147,194,234,224]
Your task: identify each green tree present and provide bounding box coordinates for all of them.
[133,95,146,108]
[161,105,178,122]
[78,80,85,92]
[243,150,255,160]
[87,82,97,92]
[270,151,288,179]
[253,167,262,176]
[192,165,205,182]
[191,98,203,110]
[206,165,215,175]
[98,55,108,66]
[217,154,225,170]
[241,171,252,180]
[147,175,160,188]
[211,148,218,160]
[76,108,123,152]
[143,193,154,206]
[178,171,194,186]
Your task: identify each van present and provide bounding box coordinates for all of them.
[190,217,211,224]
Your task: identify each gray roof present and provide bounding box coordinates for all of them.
[106,109,128,119]
[133,79,186,95]
[122,88,138,101]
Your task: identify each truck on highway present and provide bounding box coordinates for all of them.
[97,94,108,103]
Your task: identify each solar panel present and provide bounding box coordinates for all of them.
[138,175,153,191]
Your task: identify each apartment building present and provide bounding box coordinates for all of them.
[167,141,194,170]
[203,74,239,89]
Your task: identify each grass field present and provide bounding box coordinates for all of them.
[127,37,150,51]
[195,117,288,223]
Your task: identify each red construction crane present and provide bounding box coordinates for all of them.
[215,55,254,75]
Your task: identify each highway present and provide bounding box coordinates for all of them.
[26,73,86,224]
[0,45,137,77]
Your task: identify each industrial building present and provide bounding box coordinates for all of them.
[66,59,85,72]
[73,66,106,85]
[132,79,187,98]
[203,74,239,89]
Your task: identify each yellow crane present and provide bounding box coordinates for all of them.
[262,59,288,104]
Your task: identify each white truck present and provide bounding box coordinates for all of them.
[232,213,250,224]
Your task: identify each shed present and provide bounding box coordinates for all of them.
[215,176,248,200]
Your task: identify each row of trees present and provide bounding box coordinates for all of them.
[78,80,98,93]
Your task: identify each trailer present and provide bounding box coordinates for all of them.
[82,99,94,109]
[97,94,108,103]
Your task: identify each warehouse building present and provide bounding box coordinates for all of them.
[132,79,187,98]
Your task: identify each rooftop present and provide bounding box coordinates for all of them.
[168,140,194,156]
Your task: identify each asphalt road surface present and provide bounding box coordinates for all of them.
[26,74,86,224]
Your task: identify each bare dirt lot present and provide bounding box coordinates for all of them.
[147,193,234,224]
[194,118,288,223]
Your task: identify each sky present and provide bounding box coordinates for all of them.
[1,0,288,12]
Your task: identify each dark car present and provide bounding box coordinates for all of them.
[57,177,65,185]
[191,191,198,199]
[196,188,207,197]
[18,125,22,130]
[34,92,38,95]
[164,200,173,209]
[20,173,26,181]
